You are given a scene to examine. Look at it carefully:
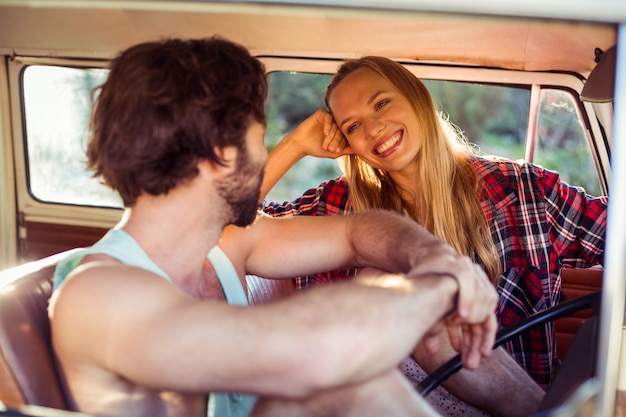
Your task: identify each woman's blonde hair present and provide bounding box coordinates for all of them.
[325,57,502,284]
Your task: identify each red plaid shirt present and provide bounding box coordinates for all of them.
[261,156,607,388]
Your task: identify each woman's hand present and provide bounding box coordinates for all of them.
[285,109,353,159]
[260,109,353,201]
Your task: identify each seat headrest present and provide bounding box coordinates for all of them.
[0,266,68,409]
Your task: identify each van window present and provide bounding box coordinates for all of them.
[22,65,121,207]
[424,80,529,161]
[534,89,601,196]
[264,71,339,202]
[425,81,602,196]
[21,66,603,210]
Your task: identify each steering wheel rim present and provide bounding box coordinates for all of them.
[416,290,602,397]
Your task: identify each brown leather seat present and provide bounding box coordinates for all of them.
[0,259,68,410]
[556,265,603,361]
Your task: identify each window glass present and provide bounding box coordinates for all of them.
[264,72,604,201]
[534,89,602,196]
[424,80,529,160]
[23,65,121,207]
[22,66,602,208]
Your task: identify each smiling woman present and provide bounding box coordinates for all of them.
[259,55,608,402]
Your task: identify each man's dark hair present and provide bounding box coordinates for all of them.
[87,37,268,206]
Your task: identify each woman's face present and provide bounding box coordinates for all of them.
[328,68,422,174]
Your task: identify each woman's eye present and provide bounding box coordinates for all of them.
[375,100,389,110]
[347,123,359,134]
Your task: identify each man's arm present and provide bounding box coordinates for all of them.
[224,210,460,280]
[51,262,465,398]
[221,210,498,368]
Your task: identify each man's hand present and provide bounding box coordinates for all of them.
[410,254,498,370]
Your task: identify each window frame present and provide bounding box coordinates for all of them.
[9,55,610,231]
[9,56,121,230]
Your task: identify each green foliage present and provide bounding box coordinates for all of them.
[424,80,601,194]
[423,80,530,148]
[534,90,602,196]
[265,72,331,148]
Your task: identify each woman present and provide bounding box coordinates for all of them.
[260,56,606,414]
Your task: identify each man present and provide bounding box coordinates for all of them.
[49,37,497,417]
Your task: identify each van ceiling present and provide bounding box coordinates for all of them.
[0,1,617,77]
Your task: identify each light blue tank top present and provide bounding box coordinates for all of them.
[54,229,257,417]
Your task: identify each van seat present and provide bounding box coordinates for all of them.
[0,263,67,410]
[556,265,603,361]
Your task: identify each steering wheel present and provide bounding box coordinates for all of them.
[416,290,602,396]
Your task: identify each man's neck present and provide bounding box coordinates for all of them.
[116,190,227,287]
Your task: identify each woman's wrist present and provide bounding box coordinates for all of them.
[280,132,308,161]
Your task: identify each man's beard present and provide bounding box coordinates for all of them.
[215,148,264,227]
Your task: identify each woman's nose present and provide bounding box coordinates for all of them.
[366,118,385,138]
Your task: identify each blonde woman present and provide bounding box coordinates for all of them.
[260,56,607,416]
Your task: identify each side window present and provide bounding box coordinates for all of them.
[22,65,121,207]
[264,71,340,202]
[22,66,339,208]
[264,72,604,201]
[534,89,602,196]
[425,80,602,195]
[424,80,529,160]
[22,66,601,210]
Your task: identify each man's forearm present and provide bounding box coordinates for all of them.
[274,271,459,392]
[346,210,499,370]
[346,210,456,275]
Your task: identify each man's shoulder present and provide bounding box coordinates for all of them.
[53,230,167,289]
[55,257,169,298]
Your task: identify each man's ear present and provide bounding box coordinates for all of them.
[198,146,238,177]
[214,145,238,166]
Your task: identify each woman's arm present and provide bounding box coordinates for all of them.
[260,109,351,202]
[542,166,607,266]
[413,333,544,417]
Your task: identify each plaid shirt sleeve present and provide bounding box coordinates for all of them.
[541,166,607,268]
[477,157,607,388]
[260,177,355,289]
[260,176,351,217]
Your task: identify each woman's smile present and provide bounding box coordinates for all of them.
[374,130,403,155]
